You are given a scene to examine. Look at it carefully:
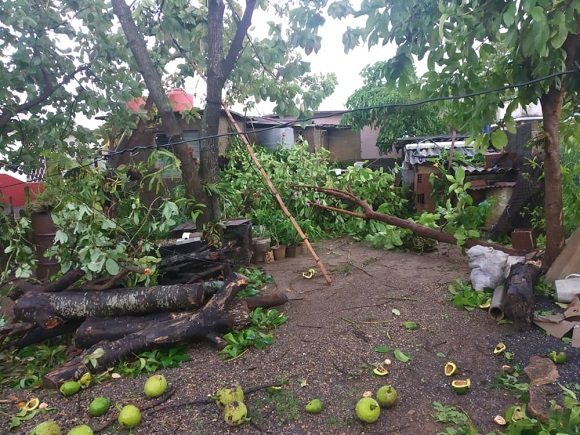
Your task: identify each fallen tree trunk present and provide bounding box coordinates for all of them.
[297,185,530,256]
[73,292,288,348]
[15,322,81,348]
[14,281,223,328]
[44,273,250,387]
[504,262,541,327]
[9,269,86,299]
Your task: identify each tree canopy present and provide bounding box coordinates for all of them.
[325,0,580,266]
[0,0,336,171]
[342,61,447,152]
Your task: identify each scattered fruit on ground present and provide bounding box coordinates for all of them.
[493,342,506,355]
[510,406,524,421]
[302,268,316,279]
[383,358,392,365]
[479,300,491,309]
[305,398,323,414]
[144,374,168,398]
[494,415,507,426]
[118,404,141,429]
[501,365,514,374]
[376,385,398,408]
[355,397,381,423]
[214,384,244,407]
[373,366,389,376]
[223,401,248,426]
[444,362,457,376]
[451,379,471,394]
[22,397,40,412]
[548,351,567,364]
[30,420,61,435]
[88,397,110,417]
[79,372,92,388]
[59,381,81,397]
[66,424,93,435]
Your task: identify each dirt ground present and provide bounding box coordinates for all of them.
[7,239,580,434]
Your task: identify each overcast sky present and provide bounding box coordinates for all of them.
[186,5,399,115]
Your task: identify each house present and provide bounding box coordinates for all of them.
[394,115,542,229]
[258,111,391,163]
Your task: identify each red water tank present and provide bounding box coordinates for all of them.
[125,97,146,113]
[167,88,194,112]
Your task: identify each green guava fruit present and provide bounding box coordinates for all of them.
[376,385,398,408]
[355,397,381,423]
[214,384,244,407]
[223,401,249,426]
[59,381,81,397]
[118,404,141,429]
[88,397,110,417]
[305,399,323,414]
[144,374,168,398]
[66,424,93,435]
[30,420,61,435]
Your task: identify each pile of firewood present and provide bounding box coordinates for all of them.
[0,221,287,388]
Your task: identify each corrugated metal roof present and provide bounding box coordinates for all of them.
[469,181,517,191]
[404,145,474,165]
[462,166,515,175]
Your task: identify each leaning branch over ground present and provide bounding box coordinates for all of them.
[295,185,530,256]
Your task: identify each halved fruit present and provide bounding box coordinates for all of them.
[501,365,514,374]
[479,300,491,309]
[493,342,507,355]
[510,406,524,422]
[548,351,567,364]
[373,366,389,376]
[22,398,40,412]
[494,415,507,426]
[444,362,457,376]
[451,379,471,394]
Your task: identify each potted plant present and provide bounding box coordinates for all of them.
[252,224,271,263]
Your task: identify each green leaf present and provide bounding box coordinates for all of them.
[403,321,419,331]
[502,3,516,27]
[105,258,120,275]
[394,349,411,362]
[550,12,568,49]
[373,345,393,353]
[490,130,508,148]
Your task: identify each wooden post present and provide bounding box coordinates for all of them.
[222,107,332,285]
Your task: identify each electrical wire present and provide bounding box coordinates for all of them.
[0,65,578,191]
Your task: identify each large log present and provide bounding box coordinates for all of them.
[9,269,86,299]
[14,281,223,329]
[73,292,289,347]
[504,262,541,326]
[44,273,250,387]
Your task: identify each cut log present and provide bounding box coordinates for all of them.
[14,281,223,328]
[44,273,250,387]
[73,292,289,347]
[9,269,85,299]
[504,262,541,326]
[15,322,81,348]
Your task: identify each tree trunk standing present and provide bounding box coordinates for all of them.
[538,33,579,268]
[111,0,203,202]
[540,89,565,268]
[200,0,226,224]
[200,0,257,223]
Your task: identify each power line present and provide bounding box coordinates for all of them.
[0,65,578,191]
